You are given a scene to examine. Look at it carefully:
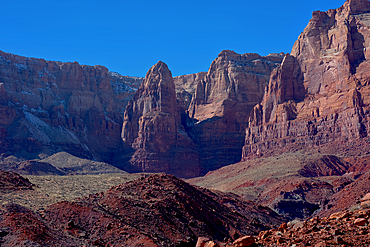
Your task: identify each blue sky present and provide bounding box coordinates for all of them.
[1,0,345,77]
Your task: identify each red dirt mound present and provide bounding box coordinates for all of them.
[0,171,33,191]
[42,173,285,246]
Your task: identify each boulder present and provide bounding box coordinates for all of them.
[196,237,211,247]
[233,236,255,247]
[361,193,370,207]
[354,217,368,226]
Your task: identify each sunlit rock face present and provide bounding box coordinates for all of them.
[243,0,370,160]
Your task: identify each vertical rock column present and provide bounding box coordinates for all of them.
[122,61,201,178]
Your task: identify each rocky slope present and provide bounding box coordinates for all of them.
[255,207,370,246]
[0,174,285,247]
[40,151,124,175]
[188,152,358,220]
[242,0,370,160]
[198,206,370,246]
[0,50,142,164]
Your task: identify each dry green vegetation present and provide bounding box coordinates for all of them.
[0,173,142,211]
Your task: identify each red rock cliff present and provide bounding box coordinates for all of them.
[243,0,370,159]
[188,50,284,171]
[122,61,202,178]
[0,50,142,162]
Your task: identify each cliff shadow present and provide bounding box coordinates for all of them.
[349,18,366,73]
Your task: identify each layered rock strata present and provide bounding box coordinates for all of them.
[123,52,284,176]
[122,62,202,178]
[0,50,142,163]
[242,0,370,159]
[188,50,284,171]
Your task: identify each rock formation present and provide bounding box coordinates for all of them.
[173,72,207,96]
[242,0,370,160]
[173,72,207,120]
[0,50,142,164]
[122,61,202,178]
[0,47,284,177]
[121,52,284,176]
[187,50,284,171]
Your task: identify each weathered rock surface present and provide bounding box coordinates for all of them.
[298,155,350,177]
[0,50,142,164]
[242,0,370,160]
[188,50,284,172]
[173,72,207,96]
[122,61,202,178]
[255,208,370,246]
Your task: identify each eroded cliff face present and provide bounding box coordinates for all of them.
[243,0,370,159]
[0,50,142,162]
[188,50,284,171]
[122,62,202,178]
[122,52,284,176]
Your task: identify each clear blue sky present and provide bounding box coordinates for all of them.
[1,0,345,77]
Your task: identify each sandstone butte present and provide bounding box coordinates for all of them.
[185,50,284,172]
